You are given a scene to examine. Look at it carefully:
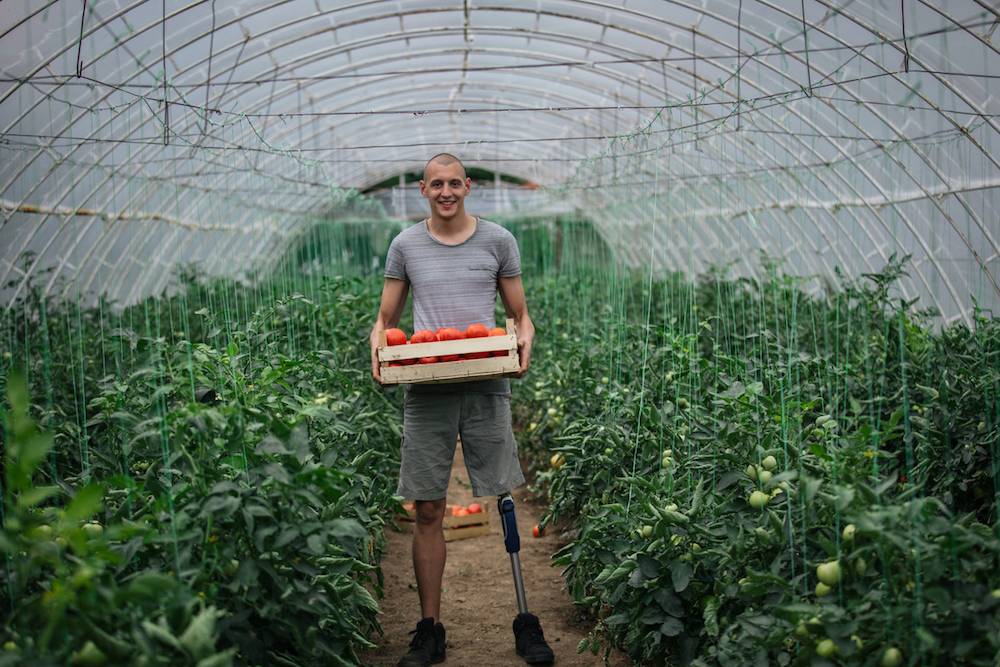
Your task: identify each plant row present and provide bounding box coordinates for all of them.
[516,258,1000,666]
[0,274,404,667]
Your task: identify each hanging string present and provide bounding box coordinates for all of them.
[737,0,743,131]
[76,0,87,77]
[162,0,169,146]
[801,0,813,97]
[901,0,910,73]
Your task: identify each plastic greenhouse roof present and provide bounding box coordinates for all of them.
[1,0,998,323]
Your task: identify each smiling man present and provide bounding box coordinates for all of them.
[370,154,553,666]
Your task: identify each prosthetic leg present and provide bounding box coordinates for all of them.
[498,493,554,663]
[498,493,529,614]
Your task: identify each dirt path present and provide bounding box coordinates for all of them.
[358,442,633,667]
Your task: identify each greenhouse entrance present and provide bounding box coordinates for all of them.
[2,2,999,666]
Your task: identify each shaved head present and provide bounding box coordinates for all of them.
[424,153,466,181]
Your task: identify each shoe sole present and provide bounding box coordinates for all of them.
[516,649,554,665]
[398,657,445,667]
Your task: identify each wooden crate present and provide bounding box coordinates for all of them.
[377,318,519,386]
[394,503,490,542]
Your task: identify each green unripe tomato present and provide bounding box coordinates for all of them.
[641,525,653,538]
[978,421,987,431]
[816,638,837,658]
[748,491,769,509]
[82,523,104,539]
[691,543,701,552]
[843,524,857,541]
[3,641,18,652]
[677,397,690,409]
[855,557,867,576]
[661,456,673,468]
[72,640,108,667]
[547,407,557,417]
[604,448,613,456]
[851,635,863,650]
[815,582,833,597]
[762,455,777,471]
[223,559,239,576]
[665,503,678,512]
[793,623,810,640]
[746,464,759,481]
[880,647,903,667]
[758,470,773,484]
[816,561,841,586]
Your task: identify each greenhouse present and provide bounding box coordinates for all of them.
[1,0,998,665]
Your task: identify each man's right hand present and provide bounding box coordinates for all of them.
[370,333,383,384]
[371,278,410,386]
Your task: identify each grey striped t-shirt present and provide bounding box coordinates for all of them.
[384,218,521,395]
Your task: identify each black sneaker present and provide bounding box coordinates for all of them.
[513,612,554,664]
[398,617,446,667]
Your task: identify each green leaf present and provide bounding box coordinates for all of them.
[195,648,238,667]
[65,483,106,521]
[18,485,58,508]
[123,572,178,599]
[669,559,693,593]
[179,606,225,660]
[703,596,720,636]
[659,616,684,637]
[636,553,660,578]
[16,432,55,481]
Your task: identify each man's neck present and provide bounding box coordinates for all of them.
[426,213,477,245]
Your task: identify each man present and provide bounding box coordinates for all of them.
[370,153,554,666]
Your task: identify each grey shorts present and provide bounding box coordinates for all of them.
[397,392,526,500]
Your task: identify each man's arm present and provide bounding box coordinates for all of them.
[370,278,410,383]
[498,275,534,379]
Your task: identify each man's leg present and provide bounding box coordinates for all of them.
[413,497,448,622]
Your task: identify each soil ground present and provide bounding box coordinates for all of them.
[358,441,634,667]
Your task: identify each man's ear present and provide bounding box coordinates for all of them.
[419,180,427,197]
[465,177,471,193]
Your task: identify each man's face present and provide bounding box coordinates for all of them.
[420,161,471,221]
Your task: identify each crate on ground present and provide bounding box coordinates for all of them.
[394,502,490,542]
[377,318,519,386]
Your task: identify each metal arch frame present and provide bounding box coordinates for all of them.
[753,0,1000,318]
[0,0,995,316]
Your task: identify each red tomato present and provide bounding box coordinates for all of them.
[489,327,510,357]
[410,329,436,343]
[399,341,416,365]
[456,508,470,516]
[466,323,489,338]
[467,503,483,514]
[418,356,439,364]
[385,328,407,346]
[532,524,544,538]
[437,327,464,362]
[437,327,465,341]
[464,323,490,359]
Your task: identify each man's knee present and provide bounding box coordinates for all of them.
[414,498,447,527]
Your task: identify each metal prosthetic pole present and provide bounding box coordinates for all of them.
[498,493,529,615]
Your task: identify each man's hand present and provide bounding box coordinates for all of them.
[371,278,409,385]
[514,330,533,379]
[498,275,534,380]
[370,332,383,384]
